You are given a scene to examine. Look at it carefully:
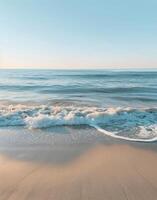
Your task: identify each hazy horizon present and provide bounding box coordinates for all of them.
[0,66,157,70]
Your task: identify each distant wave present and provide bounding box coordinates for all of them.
[1,84,156,94]
[0,104,157,142]
[6,71,157,80]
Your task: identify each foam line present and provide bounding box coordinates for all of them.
[92,124,157,142]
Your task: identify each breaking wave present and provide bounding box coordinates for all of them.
[0,104,157,142]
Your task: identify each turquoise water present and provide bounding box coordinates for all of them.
[0,69,157,142]
[0,69,157,106]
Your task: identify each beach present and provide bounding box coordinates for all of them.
[0,69,157,199]
[0,127,156,200]
[1,0,157,197]
[0,138,157,200]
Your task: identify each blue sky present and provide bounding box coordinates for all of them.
[0,0,157,68]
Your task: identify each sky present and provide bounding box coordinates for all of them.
[0,0,157,69]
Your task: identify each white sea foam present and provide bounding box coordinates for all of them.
[0,104,157,142]
[92,125,157,142]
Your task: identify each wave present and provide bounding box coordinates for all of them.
[0,104,157,142]
[92,125,157,142]
[2,84,155,94]
[49,71,157,79]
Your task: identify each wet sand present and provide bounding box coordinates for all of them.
[0,143,157,200]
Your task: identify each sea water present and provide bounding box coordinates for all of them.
[0,69,157,142]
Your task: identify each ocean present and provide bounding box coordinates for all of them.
[0,69,157,142]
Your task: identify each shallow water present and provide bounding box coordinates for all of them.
[0,69,157,142]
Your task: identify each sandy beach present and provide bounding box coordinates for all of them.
[1,0,157,197]
[0,138,157,200]
[0,69,157,200]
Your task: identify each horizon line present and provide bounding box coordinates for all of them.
[0,66,157,70]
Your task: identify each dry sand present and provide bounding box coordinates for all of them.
[0,144,157,200]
